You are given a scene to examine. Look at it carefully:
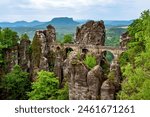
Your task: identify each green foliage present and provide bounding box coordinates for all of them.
[118,10,150,100]
[20,33,29,40]
[56,83,69,100]
[0,65,30,99]
[0,28,19,65]
[105,51,114,63]
[108,71,115,81]
[0,28,19,48]
[63,34,73,43]
[28,70,69,100]
[28,71,59,100]
[31,35,41,67]
[83,54,97,69]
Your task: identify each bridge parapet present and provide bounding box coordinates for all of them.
[50,43,126,58]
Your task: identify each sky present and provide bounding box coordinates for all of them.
[0,0,150,22]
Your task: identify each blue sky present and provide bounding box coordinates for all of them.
[0,0,150,22]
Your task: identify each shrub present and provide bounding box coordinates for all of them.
[83,54,97,69]
[1,65,30,99]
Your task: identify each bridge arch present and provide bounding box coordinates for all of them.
[101,50,115,64]
[82,48,89,54]
[56,46,61,50]
[65,47,74,57]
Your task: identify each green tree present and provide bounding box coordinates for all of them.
[63,34,73,43]
[21,33,29,40]
[83,54,97,69]
[28,71,59,100]
[57,83,69,100]
[0,28,19,65]
[28,70,69,100]
[118,10,150,99]
[0,65,30,99]
[0,28,19,48]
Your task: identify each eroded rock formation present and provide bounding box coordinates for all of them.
[76,20,105,45]
[19,39,31,72]
[120,32,131,48]
[4,46,19,72]
[31,25,56,80]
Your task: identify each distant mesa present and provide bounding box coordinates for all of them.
[49,17,79,26]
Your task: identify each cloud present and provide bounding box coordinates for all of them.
[18,0,116,9]
[0,0,149,21]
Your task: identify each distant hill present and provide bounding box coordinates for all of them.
[77,20,133,27]
[0,20,45,28]
[0,18,132,40]
[104,20,133,27]
[0,17,79,28]
[48,17,79,26]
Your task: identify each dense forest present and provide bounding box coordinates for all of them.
[118,10,150,99]
[0,10,150,100]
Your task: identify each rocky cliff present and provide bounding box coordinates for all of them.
[76,20,105,45]
[31,25,56,80]
[63,21,122,100]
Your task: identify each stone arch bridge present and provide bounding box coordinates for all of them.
[50,43,125,60]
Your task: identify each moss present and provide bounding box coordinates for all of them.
[108,71,115,82]
[83,54,97,69]
[71,60,79,65]
[31,35,41,67]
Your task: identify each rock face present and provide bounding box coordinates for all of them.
[4,46,19,72]
[76,20,105,45]
[31,25,56,80]
[64,52,89,100]
[101,79,115,100]
[64,51,112,100]
[19,39,31,72]
[110,61,122,92]
[120,32,131,48]
[87,65,104,100]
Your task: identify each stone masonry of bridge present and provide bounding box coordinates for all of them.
[50,43,125,60]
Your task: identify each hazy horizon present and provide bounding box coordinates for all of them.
[0,17,134,23]
[0,0,150,22]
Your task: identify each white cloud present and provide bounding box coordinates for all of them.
[18,0,116,9]
[0,0,149,21]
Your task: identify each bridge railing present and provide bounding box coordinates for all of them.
[50,43,126,51]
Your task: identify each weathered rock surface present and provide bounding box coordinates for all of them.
[64,52,89,100]
[110,61,122,92]
[4,46,19,72]
[87,65,104,100]
[31,25,56,80]
[120,32,131,48]
[101,79,115,100]
[76,20,105,45]
[19,39,31,72]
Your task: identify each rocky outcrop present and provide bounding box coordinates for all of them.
[87,65,104,100]
[110,61,122,92]
[31,25,56,80]
[76,20,105,45]
[54,48,65,87]
[64,52,89,100]
[101,79,115,100]
[19,39,31,72]
[4,46,19,72]
[120,32,131,48]
[64,51,113,100]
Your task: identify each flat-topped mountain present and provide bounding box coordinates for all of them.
[50,17,79,26]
